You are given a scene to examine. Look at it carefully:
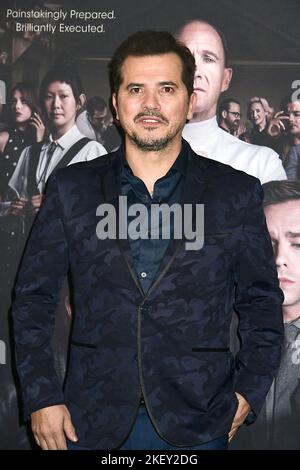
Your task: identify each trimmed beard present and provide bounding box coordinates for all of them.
[129,126,182,152]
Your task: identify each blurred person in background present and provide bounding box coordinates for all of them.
[76,95,121,152]
[218,97,245,137]
[0,82,45,200]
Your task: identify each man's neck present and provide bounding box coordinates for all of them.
[188,109,216,123]
[125,137,182,195]
[51,121,75,140]
[293,135,300,145]
[283,305,300,323]
[219,120,230,133]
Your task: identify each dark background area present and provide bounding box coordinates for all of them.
[0,0,299,121]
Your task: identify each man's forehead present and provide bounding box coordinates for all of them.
[229,102,240,110]
[120,53,183,81]
[178,21,222,46]
[288,100,300,111]
[265,200,300,223]
[93,109,106,117]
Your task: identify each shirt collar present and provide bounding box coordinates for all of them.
[183,115,218,141]
[46,124,82,150]
[122,139,188,177]
[285,315,300,329]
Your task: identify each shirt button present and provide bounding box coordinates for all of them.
[5,155,9,159]
[141,272,147,278]
[13,146,18,151]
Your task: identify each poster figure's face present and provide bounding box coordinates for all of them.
[178,21,232,121]
[264,200,300,312]
[113,53,196,152]
[89,108,108,130]
[223,102,241,131]
[12,89,32,124]
[287,100,300,138]
[43,81,78,134]
[249,101,267,129]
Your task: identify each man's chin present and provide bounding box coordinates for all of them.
[130,135,172,152]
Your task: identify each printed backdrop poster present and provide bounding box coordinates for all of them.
[0,0,299,450]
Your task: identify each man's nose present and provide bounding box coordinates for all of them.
[289,113,295,124]
[15,99,22,110]
[53,95,61,109]
[194,62,204,83]
[142,90,160,111]
[275,244,288,268]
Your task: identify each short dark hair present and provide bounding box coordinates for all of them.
[263,180,300,207]
[177,19,229,68]
[218,97,240,121]
[280,94,300,113]
[39,64,83,105]
[109,30,196,97]
[86,96,107,115]
[11,81,40,115]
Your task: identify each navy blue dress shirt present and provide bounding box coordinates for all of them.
[121,143,187,293]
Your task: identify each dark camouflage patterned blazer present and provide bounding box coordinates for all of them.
[12,140,284,449]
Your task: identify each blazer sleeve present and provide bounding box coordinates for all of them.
[12,172,68,419]
[233,179,284,423]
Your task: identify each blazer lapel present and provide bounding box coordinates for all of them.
[146,147,209,299]
[101,149,145,298]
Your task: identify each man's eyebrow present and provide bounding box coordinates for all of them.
[201,49,220,61]
[286,231,300,238]
[126,83,144,90]
[125,81,179,90]
[158,81,178,88]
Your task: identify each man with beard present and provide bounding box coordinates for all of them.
[218,97,243,136]
[12,31,283,451]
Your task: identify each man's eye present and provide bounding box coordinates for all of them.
[129,87,142,94]
[162,86,174,93]
[60,95,68,99]
[203,55,215,63]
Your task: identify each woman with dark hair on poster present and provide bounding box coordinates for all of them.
[0,83,45,294]
[0,82,45,200]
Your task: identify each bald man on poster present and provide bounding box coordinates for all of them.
[178,20,286,183]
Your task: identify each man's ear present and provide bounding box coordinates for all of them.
[186,91,197,121]
[222,110,227,119]
[112,93,119,120]
[221,68,233,93]
[76,93,86,111]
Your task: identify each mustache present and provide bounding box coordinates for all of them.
[134,110,169,124]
